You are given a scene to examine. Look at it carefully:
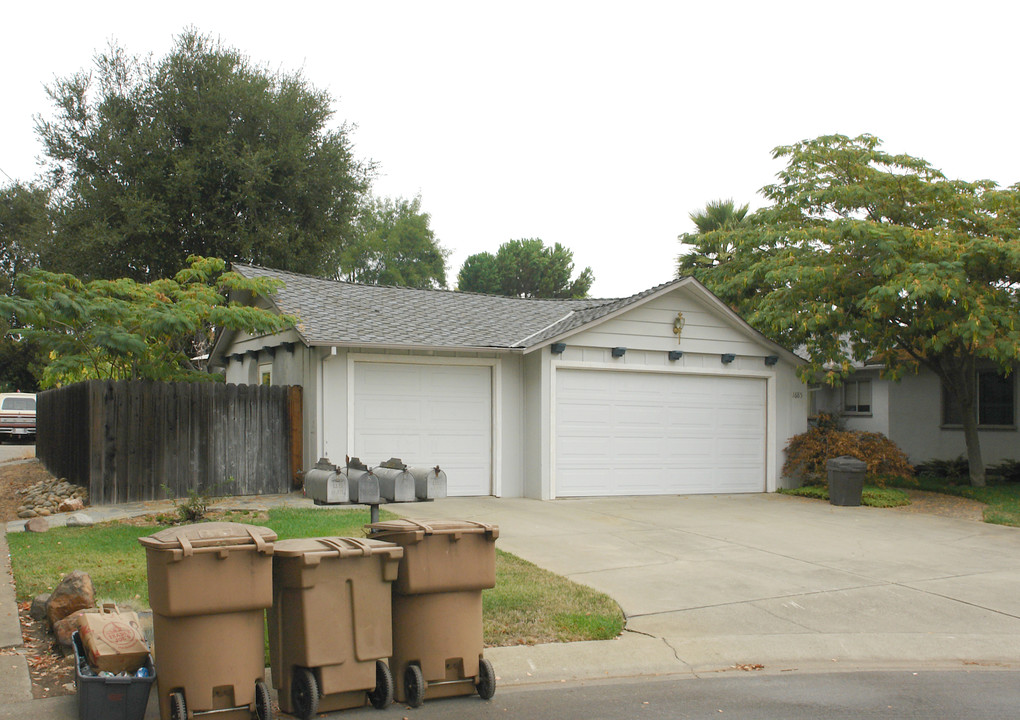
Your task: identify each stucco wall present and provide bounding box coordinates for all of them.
[889,371,1019,466]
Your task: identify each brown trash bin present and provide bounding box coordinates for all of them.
[268,537,403,719]
[365,519,498,707]
[139,522,277,720]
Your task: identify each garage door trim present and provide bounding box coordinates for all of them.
[550,361,777,499]
[346,354,502,496]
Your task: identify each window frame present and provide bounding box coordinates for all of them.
[258,363,273,387]
[842,379,872,415]
[941,369,1016,429]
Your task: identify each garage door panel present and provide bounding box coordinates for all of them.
[353,362,492,496]
[556,370,765,497]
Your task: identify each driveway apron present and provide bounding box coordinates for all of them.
[395,493,1020,674]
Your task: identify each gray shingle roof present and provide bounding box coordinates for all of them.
[232,264,682,350]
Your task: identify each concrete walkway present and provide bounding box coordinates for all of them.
[2,491,1019,718]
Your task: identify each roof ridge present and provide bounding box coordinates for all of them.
[233,262,615,303]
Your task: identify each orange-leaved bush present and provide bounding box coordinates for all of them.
[783,414,913,486]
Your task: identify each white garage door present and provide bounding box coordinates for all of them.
[555,369,766,497]
[352,362,492,496]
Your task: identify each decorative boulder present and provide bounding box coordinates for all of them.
[24,517,49,533]
[46,570,96,627]
[58,497,85,513]
[30,593,51,622]
[66,513,95,528]
[52,608,96,648]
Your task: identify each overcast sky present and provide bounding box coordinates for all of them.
[3,1,1018,297]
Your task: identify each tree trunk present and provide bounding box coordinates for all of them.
[940,358,986,487]
[959,402,986,487]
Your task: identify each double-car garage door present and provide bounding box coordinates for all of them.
[555,369,766,497]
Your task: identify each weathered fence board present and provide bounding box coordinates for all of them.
[36,380,302,505]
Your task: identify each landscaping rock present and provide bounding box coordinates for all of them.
[46,570,96,627]
[16,477,89,518]
[52,608,96,648]
[30,593,51,621]
[66,513,95,527]
[25,516,50,533]
[58,497,85,513]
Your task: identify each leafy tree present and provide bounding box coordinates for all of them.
[1,183,54,391]
[458,238,594,298]
[338,195,449,288]
[677,198,750,271]
[0,256,294,387]
[687,134,1020,486]
[34,30,372,282]
[0,183,51,296]
[456,252,500,294]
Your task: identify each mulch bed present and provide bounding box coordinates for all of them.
[890,488,986,522]
[18,602,75,699]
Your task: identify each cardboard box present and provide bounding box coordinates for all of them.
[77,605,151,674]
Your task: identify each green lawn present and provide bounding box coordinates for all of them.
[7,507,624,646]
[778,484,911,508]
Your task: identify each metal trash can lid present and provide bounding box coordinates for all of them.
[138,522,277,552]
[366,519,499,541]
[273,536,403,560]
[826,456,867,471]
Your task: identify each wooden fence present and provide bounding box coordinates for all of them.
[37,380,302,505]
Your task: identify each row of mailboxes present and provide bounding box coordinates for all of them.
[304,457,447,506]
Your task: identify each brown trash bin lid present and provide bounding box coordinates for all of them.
[273,536,403,560]
[138,522,277,554]
[366,519,499,541]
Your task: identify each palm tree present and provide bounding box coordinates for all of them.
[677,199,750,271]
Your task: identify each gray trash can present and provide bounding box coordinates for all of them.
[827,456,866,506]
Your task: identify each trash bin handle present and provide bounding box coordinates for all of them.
[178,534,194,558]
[318,537,373,557]
[245,526,271,554]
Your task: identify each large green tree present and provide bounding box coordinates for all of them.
[0,256,293,387]
[677,198,750,270]
[685,134,1020,486]
[457,238,594,298]
[337,195,448,288]
[0,183,51,296]
[34,30,372,282]
[0,183,53,390]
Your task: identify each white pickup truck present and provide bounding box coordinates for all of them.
[0,393,36,440]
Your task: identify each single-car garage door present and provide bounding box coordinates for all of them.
[352,362,492,496]
[555,369,766,497]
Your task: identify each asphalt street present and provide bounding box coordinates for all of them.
[296,670,1020,720]
[0,442,33,463]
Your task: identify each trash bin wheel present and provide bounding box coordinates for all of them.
[255,680,274,720]
[404,664,425,708]
[476,657,496,700]
[170,691,187,720]
[291,668,319,720]
[368,660,394,709]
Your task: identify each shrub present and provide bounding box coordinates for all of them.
[783,413,914,486]
[987,460,1020,484]
[913,456,969,481]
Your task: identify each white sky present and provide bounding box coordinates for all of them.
[3,1,1018,298]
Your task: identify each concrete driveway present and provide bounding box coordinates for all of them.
[396,493,1020,680]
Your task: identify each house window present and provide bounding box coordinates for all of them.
[942,370,1015,427]
[843,380,871,414]
[259,364,273,386]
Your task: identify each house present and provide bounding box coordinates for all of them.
[209,265,808,499]
[811,362,1018,466]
